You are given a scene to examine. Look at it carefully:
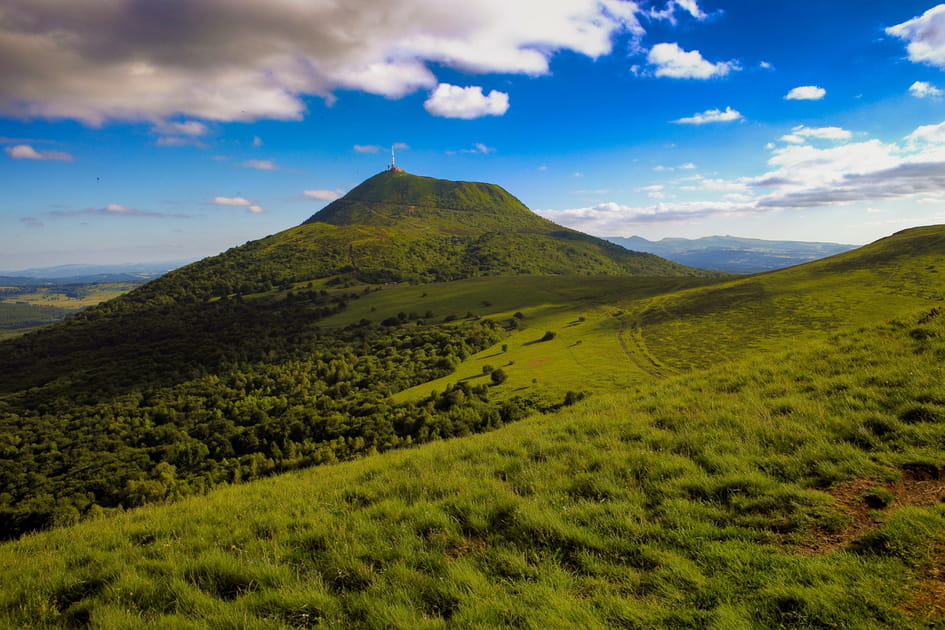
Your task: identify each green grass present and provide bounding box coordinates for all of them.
[2,307,944,628]
[0,283,139,339]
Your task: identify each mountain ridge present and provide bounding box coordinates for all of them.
[605,234,857,273]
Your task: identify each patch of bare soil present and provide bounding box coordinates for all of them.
[800,471,945,555]
[799,470,945,619]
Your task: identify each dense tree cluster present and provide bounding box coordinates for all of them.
[0,286,557,539]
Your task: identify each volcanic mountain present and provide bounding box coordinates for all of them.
[134,170,707,305]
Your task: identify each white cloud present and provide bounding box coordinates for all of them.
[906,120,945,145]
[679,162,697,170]
[0,0,644,125]
[781,125,852,144]
[887,5,945,69]
[636,185,664,193]
[910,80,943,98]
[680,176,749,192]
[211,196,253,206]
[647,43,738,79]
[673,106,742,124]
[674,0,706,20]
[785,85,826,100]
[5,144,74,161]
[211,196,266,213]
[537,199,754,233]
[253,136,264,147]
[540,116,945,233]
[304,189,343,201]
[646,0,707,23]
[354,145,381,154]
[450,142,496,155]
[240,159,278,170]
[423,84,509,119]
[759,61,773,70]
[153,121,207,136]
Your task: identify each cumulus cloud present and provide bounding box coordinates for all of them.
[423,84,509,119]
[646,0,707,23]
[673,106,742,124]
[780,125,852,144]
[240,159,278,170]
[647,43,738,79]
[304,189,343,201]
[785,85,826,100]
[212,196,252,206]
[906,120,945,145]
[354,145,381,154]
[887,5,945,68]
[910,80,943,98]
[5,144,74,161]
[0,0,644,125]
[211,196,265,213]
[679,176,749,192]
[674,0,707,20]
[540,117,945,233]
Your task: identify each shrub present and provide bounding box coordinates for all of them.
[490,369,508,385]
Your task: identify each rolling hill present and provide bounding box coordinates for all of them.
[1,167,944,627]
[0,170,710,540]
[0,254,943,628]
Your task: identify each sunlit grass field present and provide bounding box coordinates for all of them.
[1,307,943,628]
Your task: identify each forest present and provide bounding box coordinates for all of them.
[0,285,577,539]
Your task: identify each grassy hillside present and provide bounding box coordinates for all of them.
[1,306,943,628]
[123,170,702,301]
[1,226,944,540]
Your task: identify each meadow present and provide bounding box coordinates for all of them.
[1,306,943,628]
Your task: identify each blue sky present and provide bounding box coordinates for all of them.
[3,0,945,270]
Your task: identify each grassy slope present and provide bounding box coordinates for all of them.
[1,308,944,628]
[299,226,945,405]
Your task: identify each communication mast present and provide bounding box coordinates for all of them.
[387,145,404,172]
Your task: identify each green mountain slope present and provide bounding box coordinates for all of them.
[1,224,944,541]
[2,305,943,629]
[125,171,703,303]
[303,170,553,233]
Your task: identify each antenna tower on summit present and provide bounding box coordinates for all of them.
[387,145,404,172]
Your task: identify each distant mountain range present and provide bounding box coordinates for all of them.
[0,261,194,285]
[604,235,857,273]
